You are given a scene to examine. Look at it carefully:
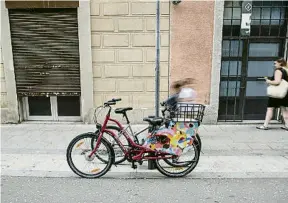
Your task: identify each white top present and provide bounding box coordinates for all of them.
[178,88,197,99]
[177,88,197,118]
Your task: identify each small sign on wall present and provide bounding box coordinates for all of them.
[241,1,253,36]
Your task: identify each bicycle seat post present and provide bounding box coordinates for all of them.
[123,112,130,125]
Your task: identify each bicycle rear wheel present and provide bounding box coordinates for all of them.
[195,133,202,152]
[66,133,114,179]
[163,133,201,167]
[154,142,199,178]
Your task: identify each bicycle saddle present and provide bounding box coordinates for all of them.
[143,117,163,126]
[115,107,133,114]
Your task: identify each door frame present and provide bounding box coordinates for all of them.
[219,38,286,121]
[218,1,288,122]
[241,38,284,120]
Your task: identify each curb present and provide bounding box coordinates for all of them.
[2,169,288,179]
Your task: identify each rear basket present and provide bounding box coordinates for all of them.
[173,103,206,123]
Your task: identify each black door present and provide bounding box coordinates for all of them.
[218,1,288,121]
[243,39,285,120]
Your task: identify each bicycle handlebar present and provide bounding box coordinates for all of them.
[104,101,116,106]
[110,98,122,102]
[103,98,122,106]
[95,97,176,128]
[160,101,166,107]
[101,97,170,118]
[103,97,171,117]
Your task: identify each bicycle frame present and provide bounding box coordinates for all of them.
[108,122,150,147]
[89,107,173,161]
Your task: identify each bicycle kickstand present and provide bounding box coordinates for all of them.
[131,160,137,169]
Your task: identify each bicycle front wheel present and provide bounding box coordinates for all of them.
[66,133,115,179]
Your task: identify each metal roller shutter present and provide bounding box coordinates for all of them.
[9,8,81,96]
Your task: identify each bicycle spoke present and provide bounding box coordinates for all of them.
[67,133,113,178]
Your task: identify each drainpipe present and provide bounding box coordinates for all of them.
[155,0,161,118]
[148,0,161,170]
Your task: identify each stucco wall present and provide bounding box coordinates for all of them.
[1,1,20,123]
[90,0,170,123]
[170,0,215,105]
[0,44,7,109]
[0,0,223,124]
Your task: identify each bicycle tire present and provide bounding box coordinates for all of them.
[66,133,114,179]
[195,133,202,152]
[154,142,200,178]
[91,126,129,165]
[163,133,201,167]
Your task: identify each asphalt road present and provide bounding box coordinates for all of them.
[1,176,288,203]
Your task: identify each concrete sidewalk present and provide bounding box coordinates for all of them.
[1,123,288,179]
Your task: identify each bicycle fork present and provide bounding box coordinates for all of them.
[89,131,104,157]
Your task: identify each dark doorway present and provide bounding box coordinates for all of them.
[218,1,288,121]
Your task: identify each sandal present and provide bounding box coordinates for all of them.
[281,126,288,131]
[256,126,269,130]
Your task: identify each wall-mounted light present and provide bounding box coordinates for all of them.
[172,1,182,5]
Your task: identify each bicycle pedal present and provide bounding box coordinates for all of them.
[131,162,137,169]
[132,165,137,169]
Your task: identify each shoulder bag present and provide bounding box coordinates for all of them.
[267,69,288,99]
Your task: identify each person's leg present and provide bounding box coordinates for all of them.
[257,107,274,130]
[280,107,288,130]
[264,107,274,127]
[264,108,274,127]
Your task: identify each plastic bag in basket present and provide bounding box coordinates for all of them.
[143,120,199,156]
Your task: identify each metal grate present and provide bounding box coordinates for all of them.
[9,8,81,96]
[218,1,288,121]
[223,0,287,38]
